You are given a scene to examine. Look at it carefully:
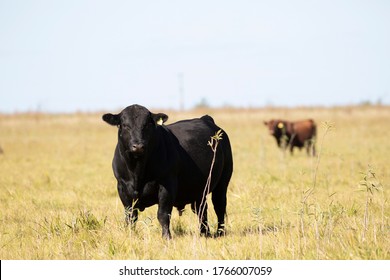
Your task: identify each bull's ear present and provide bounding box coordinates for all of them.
[152,113,168,125]
[102,113,121,126]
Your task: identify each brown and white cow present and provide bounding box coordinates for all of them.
[264,119,317,156]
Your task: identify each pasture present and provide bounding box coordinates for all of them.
[0,106,389,259]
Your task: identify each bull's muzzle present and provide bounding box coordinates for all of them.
[130,143,145,155]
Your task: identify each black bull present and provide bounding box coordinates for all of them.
[102,104,233,239]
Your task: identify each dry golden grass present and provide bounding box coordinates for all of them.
[0,106,389,259]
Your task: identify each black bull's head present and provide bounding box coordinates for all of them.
[102,105,168,197]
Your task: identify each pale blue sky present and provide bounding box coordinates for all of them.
[1,0,389,113]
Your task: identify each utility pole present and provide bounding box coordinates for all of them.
[178,72,184,111]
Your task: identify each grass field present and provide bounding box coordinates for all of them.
[0,106,389,259]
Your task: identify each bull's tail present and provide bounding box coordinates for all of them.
[309,119,317,157]
[310,119,317,137]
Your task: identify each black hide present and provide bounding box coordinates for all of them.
[103,104,233,239]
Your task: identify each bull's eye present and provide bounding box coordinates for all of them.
[119,125,127,137]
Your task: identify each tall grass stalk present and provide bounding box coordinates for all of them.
[299,121,333,258]
[199,130,223,234]
[359,166,383,240]
[312,121,333,189]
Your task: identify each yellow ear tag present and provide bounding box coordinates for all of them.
[157,118,163,125]
[277,122,284,129]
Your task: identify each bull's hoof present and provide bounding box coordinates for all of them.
[163,234,172,240]
[200,230,212,238]
[214,229,226,238]
[162,230,172,240]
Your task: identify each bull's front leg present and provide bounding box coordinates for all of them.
[157,185,173,239]
[117,182,138,227]
[124,205,139,226]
